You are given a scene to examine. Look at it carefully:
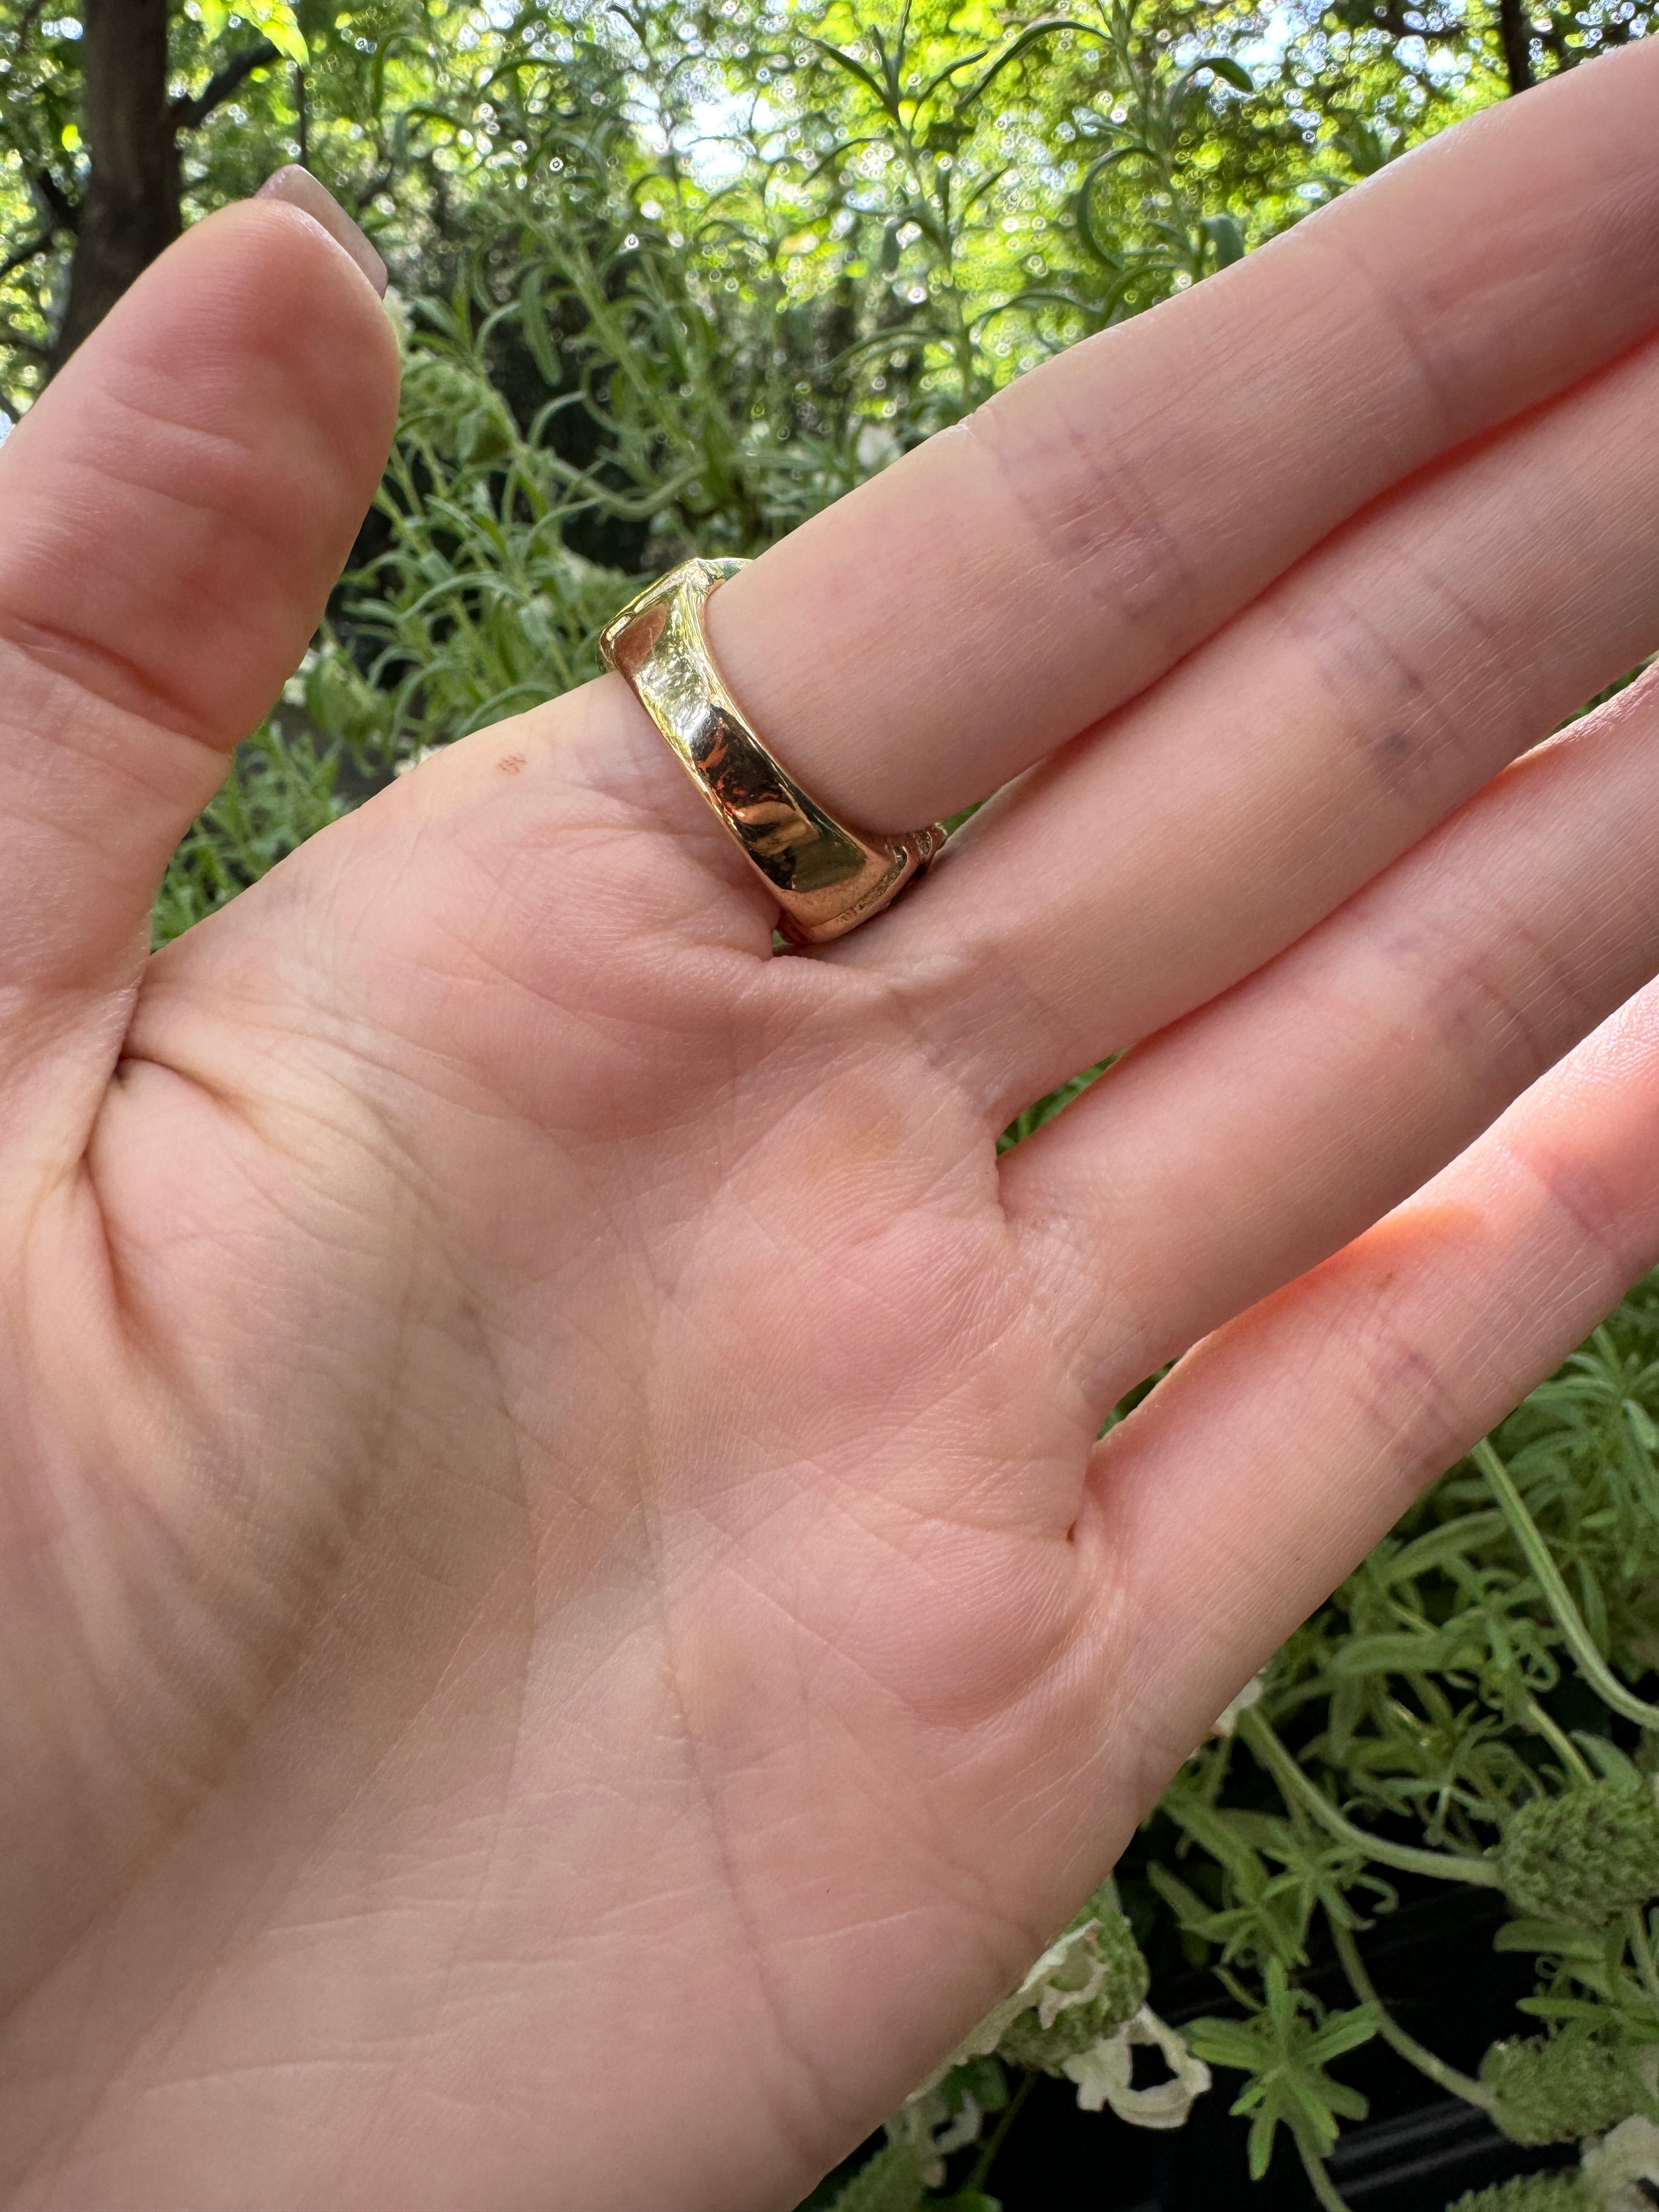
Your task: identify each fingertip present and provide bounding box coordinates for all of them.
[171,193,404,479]
[46,192,404,472]
[256,166,388,300]
[0,190,403,749]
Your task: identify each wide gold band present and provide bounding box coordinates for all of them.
[599,557,946,944]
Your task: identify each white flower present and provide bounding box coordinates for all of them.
[1583,2114,1659,2209]
[1211,1673,1265,1739]
[912,1900,1133,2096]
[902,1883,1204,2152]
[1061,2006,1212,2130]
[890,2083,985,2187]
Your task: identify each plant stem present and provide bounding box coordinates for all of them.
[1475,1438,1659,1731]
[1522,1692,1595,1784]
[1329,1918,1494,2111]
[1239,1708,1502,1888]
[1296,2131,1353,2212]
[963,2069,1033,2195]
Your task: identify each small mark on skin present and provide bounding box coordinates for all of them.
[497,752,527,776]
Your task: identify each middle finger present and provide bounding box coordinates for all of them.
[867,325,1659,1120]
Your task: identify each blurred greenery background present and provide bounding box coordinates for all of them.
[7,2,1659,2204]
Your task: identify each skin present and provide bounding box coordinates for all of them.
[5,41,1659,2211]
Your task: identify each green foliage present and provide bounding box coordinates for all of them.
[1186,1960,1376,2179]
[819,2056,1014,2211]
[1096,1283,1659,2194]
[822,2138,928,2212]
[1149,1756,1393,1971]
[11,0,1659,424]
[199,0,306,65]
[1481,2032,1644,2145]
[0,0,492,413]
[1495,1759,1659,1929]
[154,722,342,944]
[1446,2178,1595,2212]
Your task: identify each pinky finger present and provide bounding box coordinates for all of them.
[1085,975,1659,1793]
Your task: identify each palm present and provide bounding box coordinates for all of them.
[86,723,1107,2194]
[12,50,1659,2211]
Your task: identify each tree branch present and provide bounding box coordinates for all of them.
[1,168,81,306]
[0,317,50,359]
[170,40,279,133]
[12,0,50,54]
[31,168,80,233]
[1496,0,1536,91]
[0,227,57,289]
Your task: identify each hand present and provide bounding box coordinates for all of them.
[7,49,1659,2211]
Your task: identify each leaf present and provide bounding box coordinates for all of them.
[1201,55,1254,91]
[1147,1862,1224,1940]
[1171,55,1251,109]
[1330,1626,1486,1675]
[518,272,560,386]
[1383,1511,1508,1583]
[1305,2010,1382,2064]
[1247,2104,1278,2181]
[953,18,1082,115]
[1164,1791,1269,1885]
[912,45,993,112]
[207,0,307,64]
[1186,1968,1374,2176]
[1184,2017,1263,2071]
[1494,1919,1607,1959]
[806,37,896,119]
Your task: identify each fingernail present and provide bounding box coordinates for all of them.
[257,166,387,298]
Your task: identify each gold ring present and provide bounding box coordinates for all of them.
[599,557,946,944]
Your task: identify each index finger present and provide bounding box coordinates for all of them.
[703,40,1659,830]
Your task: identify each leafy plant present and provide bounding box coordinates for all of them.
[1447,2179,1594,2212]
[1186,1962,1377,2203]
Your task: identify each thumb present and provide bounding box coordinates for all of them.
[0,176,398,1096]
